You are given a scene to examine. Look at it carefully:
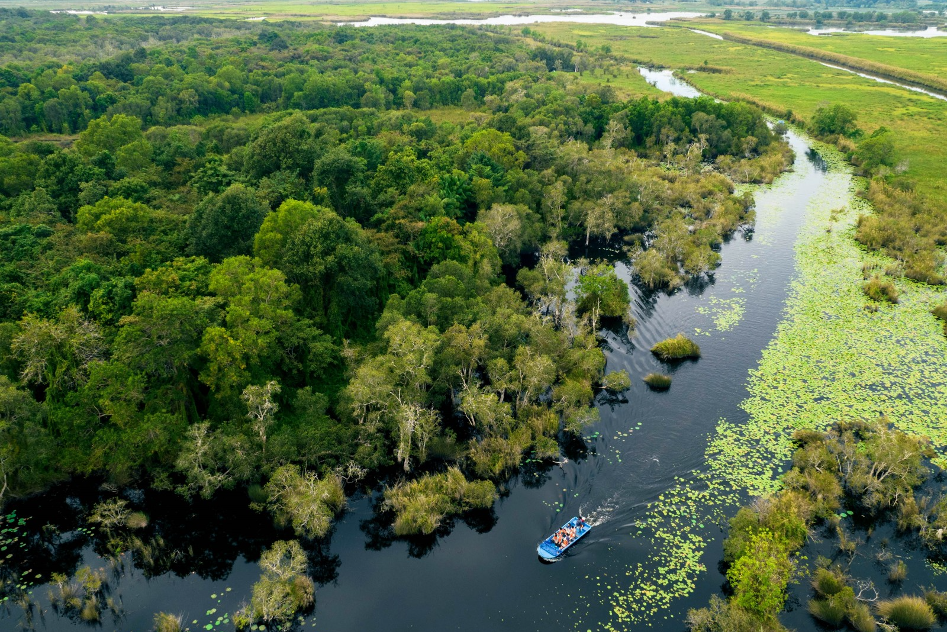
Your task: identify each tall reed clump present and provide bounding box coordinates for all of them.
[863,276,899,304]
[876,596,936,630]
[887,559,908,583]
[650,334,701,361]
[643,373,672,390]
[153,612,183,632]
[925,589,947,619]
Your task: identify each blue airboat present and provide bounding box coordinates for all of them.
[537,516,591,561]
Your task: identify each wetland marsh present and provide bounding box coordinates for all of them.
[0,8,946,632]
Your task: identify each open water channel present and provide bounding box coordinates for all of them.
[1,66,875,632]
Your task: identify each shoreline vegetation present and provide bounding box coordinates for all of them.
[687,421,946,632]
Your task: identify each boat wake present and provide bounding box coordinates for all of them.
[580,492,620,527]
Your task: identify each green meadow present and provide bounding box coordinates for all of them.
[696,20,947,79]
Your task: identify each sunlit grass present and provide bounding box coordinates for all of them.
[876,596,936,630]
[642,372,672,390]
[650,334,701,361]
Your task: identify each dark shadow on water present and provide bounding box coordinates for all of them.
[806,148,828,172]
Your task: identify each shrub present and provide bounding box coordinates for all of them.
[932,302,947,323]
[727,530,794,618]
[876,595,936,630]
[650,334,701,361]
[888,559,908,583]
[643,372,672,390]
[242,540,314,625]
[810,103,859,138]
[602,370,632,392]
[264,464,345,539]
[686,594,782,632]
[154,612,183,632]
[385,468,497,535]
[812,566,847,597]
[863,276,898,304]
[932,303,947,336]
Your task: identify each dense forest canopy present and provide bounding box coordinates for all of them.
[0,13,790,578]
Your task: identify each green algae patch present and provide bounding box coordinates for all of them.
[599,138,947,631]
[696,296,747,332]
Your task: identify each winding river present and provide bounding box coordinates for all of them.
[1,71,876,632]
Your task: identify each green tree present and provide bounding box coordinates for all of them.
[244,112,316,180]
[187,183,268,262]
[198,256,298,401]
[75,114,143,157]
[727,530,795,618]
[575,263,630,324]
[253,199,323,269]
[282,209,384,337]
[810,104,859,138]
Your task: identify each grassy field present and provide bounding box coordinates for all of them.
[693,20,947,78]
[532,23,947,200]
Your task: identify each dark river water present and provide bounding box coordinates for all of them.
[3,100,881,630]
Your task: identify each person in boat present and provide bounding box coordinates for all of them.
[577,517,587,530]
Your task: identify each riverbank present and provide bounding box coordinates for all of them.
[601,130,947,629]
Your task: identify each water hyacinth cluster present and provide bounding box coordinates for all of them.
[695,296,746,333]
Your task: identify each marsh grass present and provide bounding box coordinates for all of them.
[876,596,936,630]
[154,612,183,632]
[809,596,847,626]
[650,334,701,361]
[386,467,496,535]
[643,373,672,390]
[812,566,847,597]
[863,276,899,304]
[848,602,877,632]
[888,559,908,583]
[126,511,149,529]
[925,590,947,619]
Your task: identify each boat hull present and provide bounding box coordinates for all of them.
[537,516,590,561]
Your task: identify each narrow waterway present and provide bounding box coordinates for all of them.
[818,61,947,102]
[2,75,856,632]
[342,11,703,27]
